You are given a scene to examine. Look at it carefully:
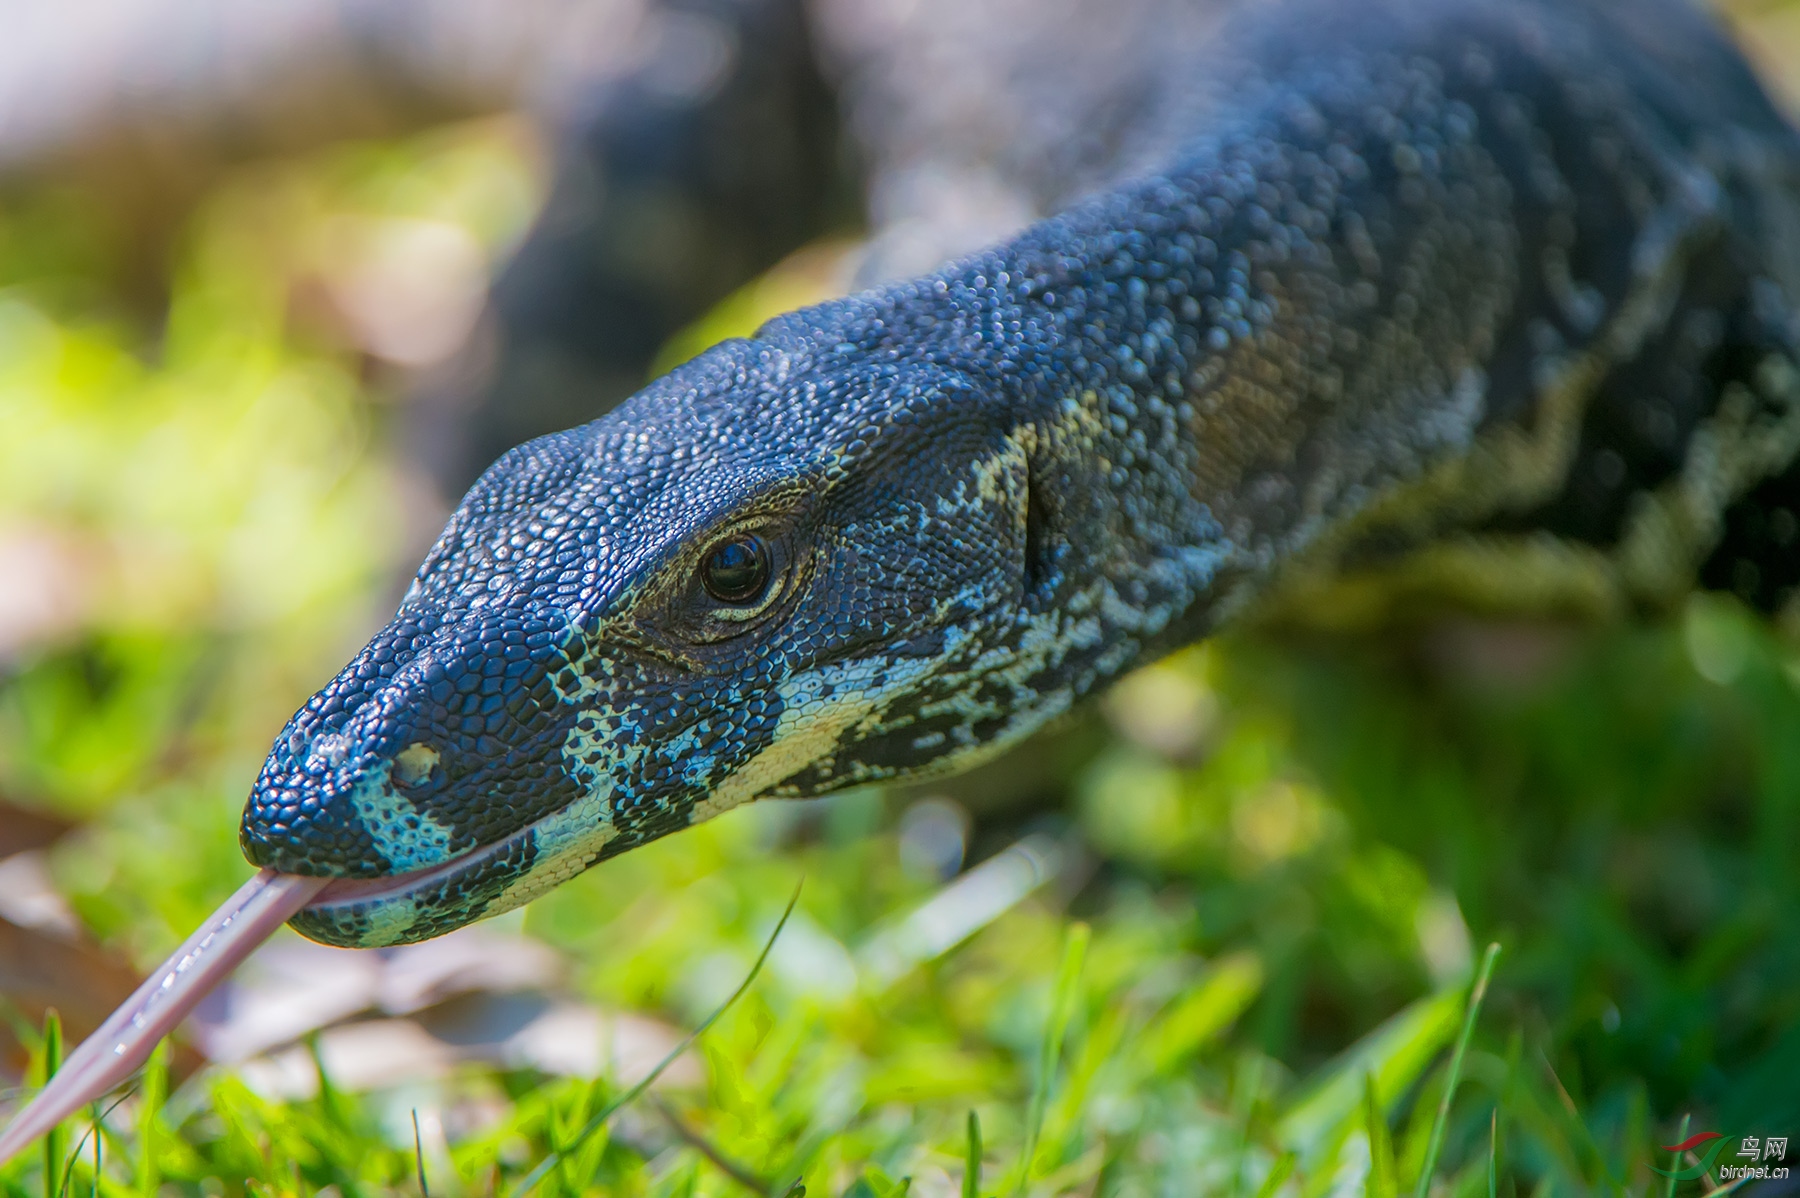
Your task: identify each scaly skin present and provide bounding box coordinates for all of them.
[239,0,1800,946]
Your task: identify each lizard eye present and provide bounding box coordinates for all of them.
[700,534,771,604]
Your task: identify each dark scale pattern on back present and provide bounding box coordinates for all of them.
[238,0,1800,946]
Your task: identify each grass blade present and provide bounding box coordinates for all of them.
[964,1112,982,1198]
[1278,989,1464,1163]
[1364,1072,1397,1198]
[412,1109,429,1198]
[1011,921,1089,1195]
[1663,1114,1690,1198]
[56,1091,132,1198]
[511,880,803,1197]
[650,1094,770,1194]
[1253,1152,1295,1198]
[1487,1109,1498,1198]
[1412,942,1501,1198]
[135,1042,167,1198]
[41,1011,61,1198]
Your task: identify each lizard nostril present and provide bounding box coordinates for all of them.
[392,742,440,788]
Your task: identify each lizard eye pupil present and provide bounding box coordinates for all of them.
[701,535,770,604]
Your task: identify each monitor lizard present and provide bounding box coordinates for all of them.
[226,0,1800,948]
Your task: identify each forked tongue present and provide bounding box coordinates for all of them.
[0,869,328,1166]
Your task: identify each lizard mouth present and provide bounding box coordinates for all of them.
[307,831,516,905]
[294,782,620,947]
[295,819,539,944]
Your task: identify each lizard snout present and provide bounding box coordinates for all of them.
[239,610,585,883]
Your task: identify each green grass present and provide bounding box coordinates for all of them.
[0,112,1797,1198]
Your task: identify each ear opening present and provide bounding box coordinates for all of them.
[1021,455,1063,605]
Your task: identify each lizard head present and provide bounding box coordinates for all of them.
[240,319,1073,946]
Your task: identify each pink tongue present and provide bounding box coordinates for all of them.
[0,869,328,1166]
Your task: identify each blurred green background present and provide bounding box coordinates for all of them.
[2,4,1800,1197]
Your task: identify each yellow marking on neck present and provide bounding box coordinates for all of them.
[689,692,880,825]
[688,653,942,824]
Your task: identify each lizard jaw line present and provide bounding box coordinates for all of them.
[305,820,530,909]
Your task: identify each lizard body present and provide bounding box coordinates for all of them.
[237,0,1800,946]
